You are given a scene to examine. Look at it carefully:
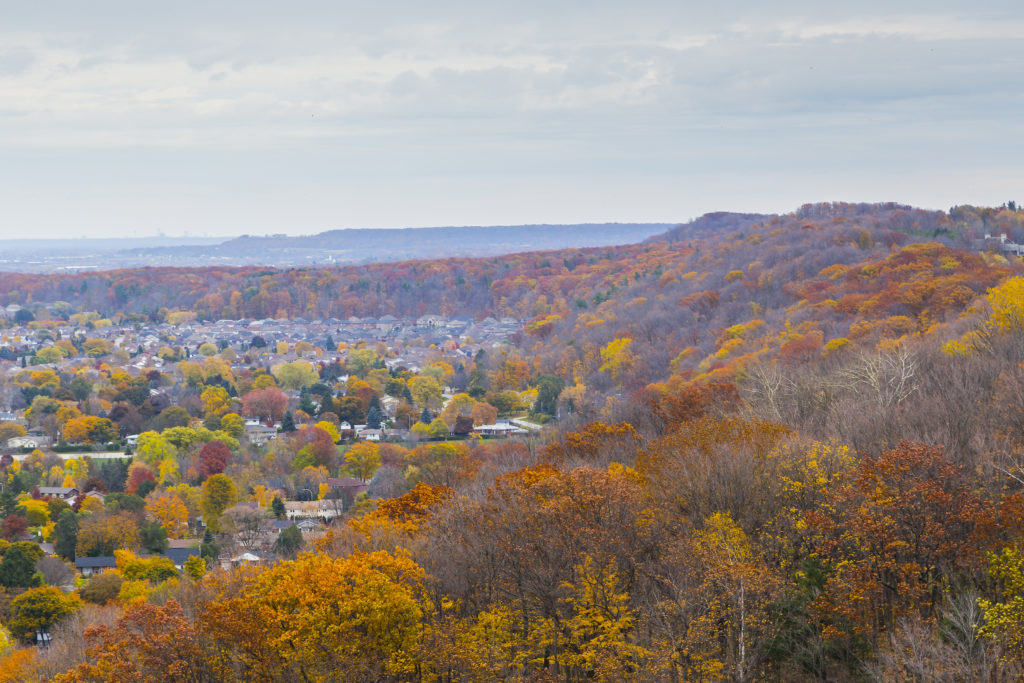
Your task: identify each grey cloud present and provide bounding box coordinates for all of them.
[0,2,1021,238]
[0,48,35,74]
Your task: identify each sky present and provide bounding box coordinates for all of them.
[1,1,1022,239]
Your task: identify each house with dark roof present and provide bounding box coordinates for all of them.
[270,520,297,534]
[162,547,201,569]
[75,556,117,577]
[38,487,79,501]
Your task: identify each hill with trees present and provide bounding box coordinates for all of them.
[3,202,1024,680]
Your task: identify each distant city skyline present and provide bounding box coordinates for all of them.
[1,1,1021,239]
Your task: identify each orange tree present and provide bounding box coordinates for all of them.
[805,441,997,662]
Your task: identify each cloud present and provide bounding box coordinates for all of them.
[0,2,1021,237]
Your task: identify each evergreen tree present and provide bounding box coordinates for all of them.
[298,389,317,416]
[0,546,40,588]
[271,496,286,520]
[325,335,335,351]
[136,479,157,498]
[274,524,304,559]
[140,520,168,554]
[420,407,432,423]
[366,406,382,429]
[53,510,79,561]
[533,374,566,417]
[201,528,220,563]
[282,412,296,432]
[0,490,23,517]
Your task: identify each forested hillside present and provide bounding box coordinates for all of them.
[4,203,1024,680]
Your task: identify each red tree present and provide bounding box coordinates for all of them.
[126,463,157,495]
[198,441,231,478]
[290,426,337,467]
[242,387,289,423]
[1,514,28,540]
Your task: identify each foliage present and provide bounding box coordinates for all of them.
[274,524,304,559]
[200,474,237,533]
[203,551,426,679]
[0,545,40,588]
[6,586,81,643]
[79,572,124,605]
[345,442,381,482]
[76,512,140,558]
[53,509,79,560]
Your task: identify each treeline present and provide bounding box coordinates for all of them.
[3,203,1017,326]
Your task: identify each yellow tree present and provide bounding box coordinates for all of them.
[135,432,178,467]
[201,551,426,680]
[200,474,237,533]
[985,276,1024,333]
[441,393,477,428]
[145,492,189,539]
[314,421,341,442]
[685,512,780,681]
[562,556,649,681]
[220,413,245,438]
[271,361,318,390]
[599,337,635,385]
[345,442,381,482]
[200,386,231,419]
[76,512,140,557]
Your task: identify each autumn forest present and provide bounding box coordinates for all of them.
[3,202,1024,680]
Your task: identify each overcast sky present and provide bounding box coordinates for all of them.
[1,1,1022,238]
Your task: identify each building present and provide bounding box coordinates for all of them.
[473,422,528,438]
[245,423,279,446]
[75,556,117,577]
[37,487,80,501]
[163,547,201,570]
[8,436,49,450]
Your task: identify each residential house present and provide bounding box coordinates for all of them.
[474,422,528,438]
[270,520,297,535]
[8,435,50,449]
[245,423,279,446]
[163,547,201,570]
[295,519,319,533]
[359,429,383,442]
[416,314,444,327]
[75,556,117,578]
[284,499,344,520]
[37,487,80,501]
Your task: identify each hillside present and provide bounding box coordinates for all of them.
[6,203,1024,680]
[119,222,675,267]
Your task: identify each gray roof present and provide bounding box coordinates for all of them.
[75,556,117,568]
[327,477,367,488]
[38,487,77,495]
[163,547,201,565]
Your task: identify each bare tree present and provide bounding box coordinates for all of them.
[222,506,269,550]
[841,345,919,409]
[36,556,75,587]
[744,362,793,421]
